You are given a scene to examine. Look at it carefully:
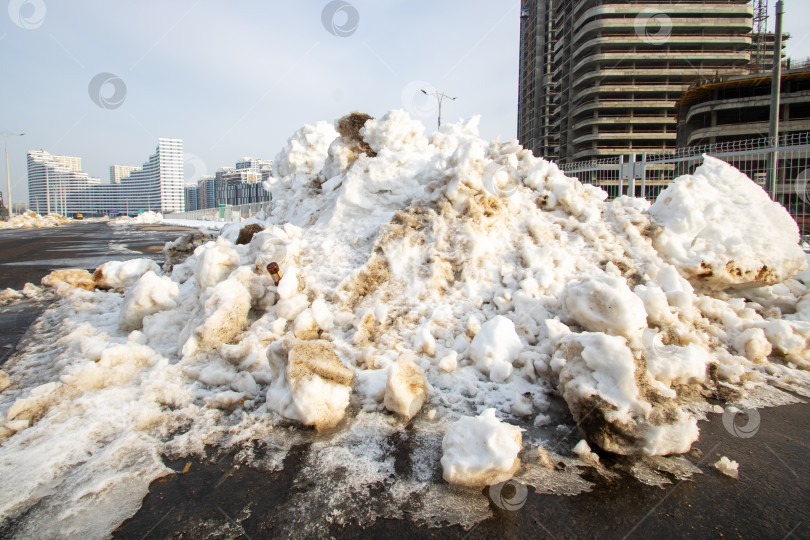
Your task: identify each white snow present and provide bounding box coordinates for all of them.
[470,315,523,382]
[440,409,523,487]
[2,109,810,536]
[649,156,807,289]
[93,258,160,290]
[713,456,739,479]
[109,211,164,226]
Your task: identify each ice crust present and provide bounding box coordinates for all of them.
[1,110,809,536]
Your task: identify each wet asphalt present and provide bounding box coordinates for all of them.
[0,222,807,539]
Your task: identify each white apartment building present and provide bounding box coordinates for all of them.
[27,138,185,216]
[27,150,101,215]
[110,164,140,184]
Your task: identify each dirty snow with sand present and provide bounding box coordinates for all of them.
[1,110,810,537]
[0,211,72,230]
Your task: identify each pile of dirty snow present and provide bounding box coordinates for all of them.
[1,110,809,537]
[0,211,71,230]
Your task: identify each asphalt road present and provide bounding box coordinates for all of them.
[0,222,194,366]
[0,222,808,539]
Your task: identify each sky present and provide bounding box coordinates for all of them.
[1,1,809,207]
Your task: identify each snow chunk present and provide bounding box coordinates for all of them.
[93,259,160,290]
[713,456,739,479]
[41,269,96,291]
[441,409,523,487]
[361,109,429,154]
[572,439,600,463]
[564,275,647,336]
[195,238,240,290]
[383,356,428,420]
[734,327,772,363]
[556,332,699,455]
[182,277,251,354]
[119,271,179,330]
[649,156,807,288]
[273,121,338,178]
[270,340,354,431]
[294,308,319,340]
[470,316,523,382]
[644,340,711,387]
[438,351,458,373]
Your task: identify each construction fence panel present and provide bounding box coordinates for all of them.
[561,132,810,235]
[164,202,272,223]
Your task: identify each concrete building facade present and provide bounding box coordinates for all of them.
[677,66,810,146]
[519,0,763,164]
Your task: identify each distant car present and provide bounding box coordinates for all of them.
[75,213,84,220]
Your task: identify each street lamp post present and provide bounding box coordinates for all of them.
[420,89,457,130]
[2,132,25,218]
[767,0,785,200]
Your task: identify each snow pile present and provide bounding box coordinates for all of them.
[649,156,806,289]
[0,211,71,230]
[1,109,810,536]
[109,211,163,225]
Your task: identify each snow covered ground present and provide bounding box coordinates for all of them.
[1,110,809,537]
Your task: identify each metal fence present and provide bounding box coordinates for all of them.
[560,132,810,235]
[164,201,270,222]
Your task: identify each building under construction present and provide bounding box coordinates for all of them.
[518,0,782,164]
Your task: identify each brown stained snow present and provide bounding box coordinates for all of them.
[344,254,391,309]
[41,269,96,291]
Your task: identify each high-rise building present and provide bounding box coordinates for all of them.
[518,1,766,164]
[213,157,272,208]
[27,150,101,215]
[197,175,216,209]
[184,184,198,211]
[110,165,140,184]
[27,138,184,216]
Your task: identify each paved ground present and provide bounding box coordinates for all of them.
[0,222,194,367]
[0,223,808,539]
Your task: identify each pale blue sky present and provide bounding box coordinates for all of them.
[2,1,809,205]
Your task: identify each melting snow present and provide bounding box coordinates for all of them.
[1,110,809,536]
